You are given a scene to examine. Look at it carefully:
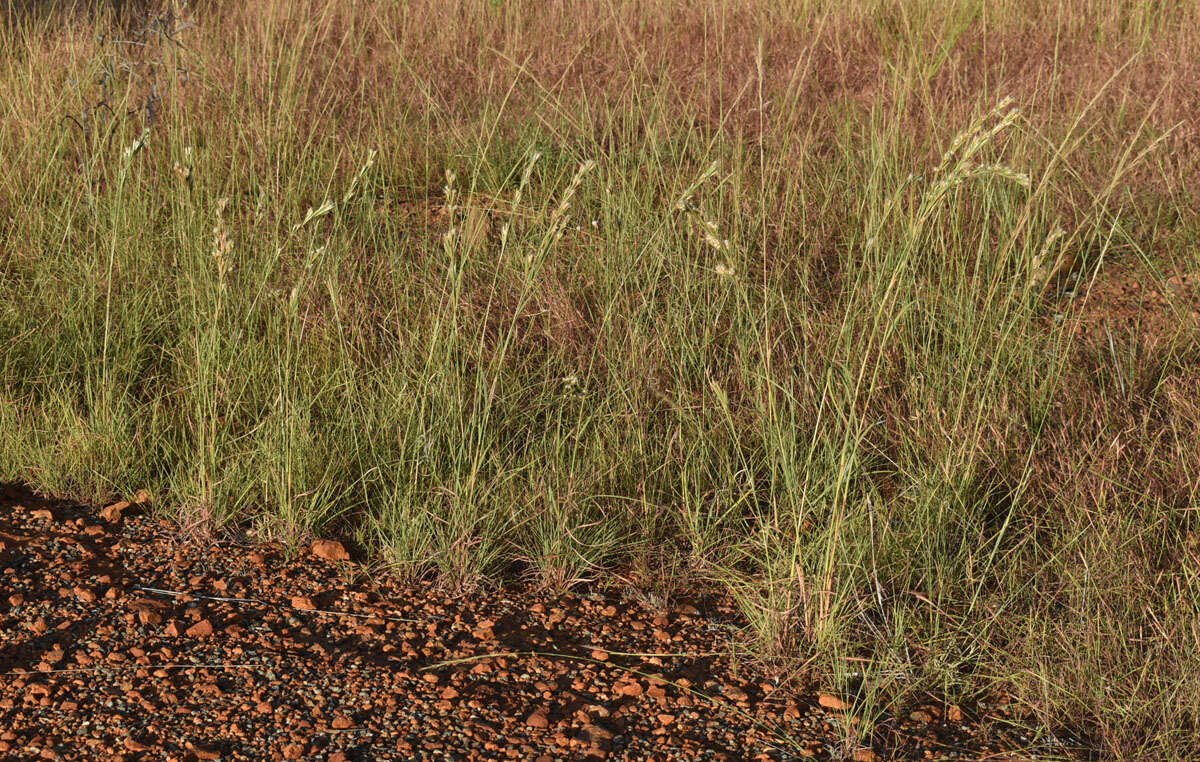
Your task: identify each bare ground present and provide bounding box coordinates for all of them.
[0,484,1094,761]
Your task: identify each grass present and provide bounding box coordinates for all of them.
[2,0,1199,757]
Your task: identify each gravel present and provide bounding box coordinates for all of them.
[0,485,1094,760]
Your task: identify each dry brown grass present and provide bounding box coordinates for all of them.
[3,0,1200,757]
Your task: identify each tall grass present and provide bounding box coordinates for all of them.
[2,0,1199,756]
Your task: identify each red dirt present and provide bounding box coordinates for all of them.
[0,484,1089,760]
[1062,262,1200,345]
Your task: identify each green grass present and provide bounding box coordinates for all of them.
[3,0,1200,757]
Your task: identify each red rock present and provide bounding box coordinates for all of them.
[31,508,54,520]
[723,685,749,702]
[123,737,151,752]
[282,743,305,759]
[784,703,802,720]
[421,673,440,684]
[164,621,182,637]
[139,610,162,626]
[74,586,97,603]
[256,702,273,714]
[8,594,23,606]
[656,714,676,725]
[291,596,316,611]
[193,749,220,760]
[818,693,848,711]
[440,687,459,700]
[583,723,614,743]
[589,649,609,661]
[526,710,550,728]
[328,754,348,762]
[331,716,353,729]
[133,489,153,504]
[28,618,48,634]
[853,750,879,762]
[248,551,265,566]
[473,624,496,640]
[309,539,349,562]
[185,620,214,637]
[946,704,964,722]
[101,501,131,522]
[616,681,643,698]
